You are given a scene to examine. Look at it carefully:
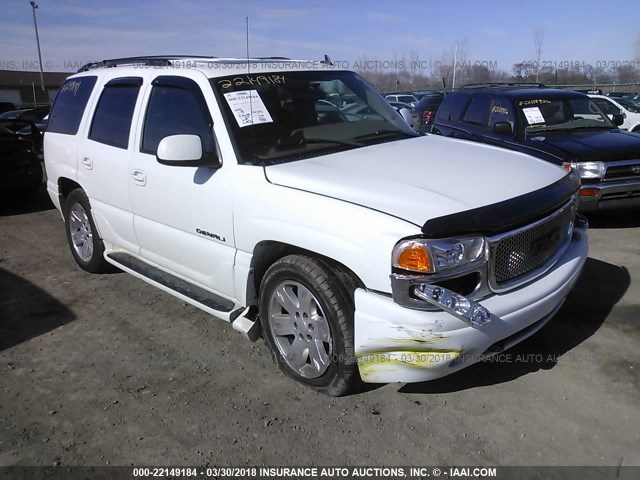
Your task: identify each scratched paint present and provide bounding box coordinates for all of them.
[375,335,447,346]
[356,350,461,377]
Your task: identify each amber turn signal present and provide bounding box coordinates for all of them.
[397,244,433,272]
[579,188,599,197]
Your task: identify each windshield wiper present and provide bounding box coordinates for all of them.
[355,129,417,140]
[569,125,614,130]
[301,137,364,147]
[529,125,611,133]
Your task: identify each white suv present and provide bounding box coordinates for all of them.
[45,56,588,396]
[385,94,418,107]
[589,94,640,132]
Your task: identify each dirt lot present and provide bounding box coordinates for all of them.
[0,184,639,468]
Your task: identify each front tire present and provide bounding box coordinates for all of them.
[259,255,360,396]
[63,189,111,273]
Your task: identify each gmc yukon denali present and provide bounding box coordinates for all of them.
[44,56,588,396]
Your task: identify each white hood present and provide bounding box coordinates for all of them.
[264,135,567,228]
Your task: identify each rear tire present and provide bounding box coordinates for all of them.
[63,189,112,273]
[259,255,361,396]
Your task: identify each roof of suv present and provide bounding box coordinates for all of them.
[454,86,586,100]
[76,55,341,78]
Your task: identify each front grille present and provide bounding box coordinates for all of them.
[488,199,575,290]
[605,162,640,182]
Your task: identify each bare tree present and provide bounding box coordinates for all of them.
[617,65,639,84]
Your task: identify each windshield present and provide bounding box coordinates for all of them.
[518,97,614,133]
[211,71,417,165]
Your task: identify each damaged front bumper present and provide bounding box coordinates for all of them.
[354,220,588,384]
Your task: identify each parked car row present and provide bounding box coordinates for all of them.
[0,105,50,195]
[411,93,445,132]
[384,94,418,107]
[0,119,43,194]
[381,91,447,132]
[607,91,638,100]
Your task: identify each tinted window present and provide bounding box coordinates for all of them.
[488,98,515,130]
[592,98,621,115]
[435,93,467,122]
[618,99,640,113]
[142,82,213,155]
[416,95,443,111]
[462,96,492,126]
[89,81,141,149]
[47,76,97,135]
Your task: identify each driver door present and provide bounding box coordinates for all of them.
[129,73,236,299]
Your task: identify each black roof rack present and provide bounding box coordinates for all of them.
[461,82,547,90]
[77,55,216,72]
[77,55,293,72]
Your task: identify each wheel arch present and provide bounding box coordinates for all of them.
[248,241,365,307]
[58,177,83,204]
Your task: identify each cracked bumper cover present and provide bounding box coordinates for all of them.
[353,228,588,384]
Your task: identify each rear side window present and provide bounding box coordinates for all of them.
[488,98,515,130]
[88,78,142,149]
[462,96,492,126]
[47,76,97,135]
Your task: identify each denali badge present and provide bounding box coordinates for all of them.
[196,228,226,242]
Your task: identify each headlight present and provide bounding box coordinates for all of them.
[565,161,604,180]
[392,236,487,274]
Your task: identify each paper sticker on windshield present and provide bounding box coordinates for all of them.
[223,90,273,128]
[518,99,551,106]
[522,107,545,125]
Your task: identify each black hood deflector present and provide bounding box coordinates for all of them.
[421,172,580,237]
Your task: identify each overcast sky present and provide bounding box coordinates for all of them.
[2,0,639,75]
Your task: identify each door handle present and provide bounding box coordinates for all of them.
[131,169,147,186]
[81,157,93,170]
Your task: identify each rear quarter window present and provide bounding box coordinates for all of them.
[435,94,466,122]
[47,76,97,135]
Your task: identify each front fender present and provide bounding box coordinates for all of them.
[232,167,420,296]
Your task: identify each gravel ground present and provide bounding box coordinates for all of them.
[0,184,638,468]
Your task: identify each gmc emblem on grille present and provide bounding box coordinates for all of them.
[531,227,561,255]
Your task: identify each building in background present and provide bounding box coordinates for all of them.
[0,70,69,107]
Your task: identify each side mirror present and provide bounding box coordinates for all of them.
[612,113,624,126]
[156,134,220,168]
[493,122,513,136]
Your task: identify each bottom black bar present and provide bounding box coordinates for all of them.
[0,466,638,480]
